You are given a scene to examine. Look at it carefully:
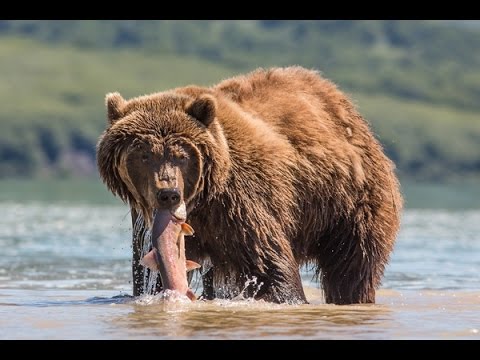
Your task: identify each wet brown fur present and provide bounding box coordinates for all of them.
[96,66,403,304]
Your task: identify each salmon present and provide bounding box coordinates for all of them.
[140,209,200,300]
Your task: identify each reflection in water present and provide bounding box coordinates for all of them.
[1,204,479,339]
[0,294,134,308]
[1,289,479,339]
[107,288,391,339]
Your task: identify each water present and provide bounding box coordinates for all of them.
[1,183,479,339]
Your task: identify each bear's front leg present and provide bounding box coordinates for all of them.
[200,267,215,300]
[237,241,308,304]
[131,209,145,296]
[252,263,308,304]
[130,209,163,296]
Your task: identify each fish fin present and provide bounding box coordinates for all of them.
[186,289,197,301]
[186,260,201,272]
[140,250,160,271]
[181,223,194,236]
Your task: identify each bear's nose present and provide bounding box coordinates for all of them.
[156,188,181,209]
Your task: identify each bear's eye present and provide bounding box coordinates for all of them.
[174,153,187,164]
[141,152,151,162]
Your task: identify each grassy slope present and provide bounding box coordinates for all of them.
[4,20,480,111]
[0,36,479,181]
[0,37,238,176]
[352,93,480,180]
[0,37,237,122]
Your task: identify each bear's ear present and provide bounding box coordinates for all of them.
[186,94,217,127]
[106,92,126,124]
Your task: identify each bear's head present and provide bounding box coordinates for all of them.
[96,91,231,228]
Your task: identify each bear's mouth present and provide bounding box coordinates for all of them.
[170,201,187,223]
[140,202,199,300]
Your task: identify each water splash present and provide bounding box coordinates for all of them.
[184,273,268,302]
[133,211,161,295]
[134,290,192,308]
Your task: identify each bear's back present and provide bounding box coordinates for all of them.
[213,66,374,158]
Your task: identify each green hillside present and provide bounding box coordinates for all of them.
[0,20,479,182]
[0,37,237,177]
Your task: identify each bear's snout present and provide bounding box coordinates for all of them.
[156,188,181,209]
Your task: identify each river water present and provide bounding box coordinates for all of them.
[0,190,479,339]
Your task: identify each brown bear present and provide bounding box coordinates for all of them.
[96,66,402,305]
